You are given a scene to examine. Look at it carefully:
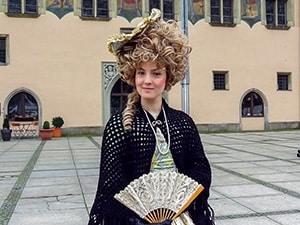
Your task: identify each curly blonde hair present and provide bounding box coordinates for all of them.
[115,19,192,131]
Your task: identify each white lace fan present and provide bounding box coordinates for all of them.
[114,170,204,223]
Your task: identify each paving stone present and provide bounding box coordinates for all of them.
[0,131,299,225]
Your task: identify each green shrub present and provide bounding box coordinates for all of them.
[52,116,64,128]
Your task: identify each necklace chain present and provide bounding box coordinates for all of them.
[143,107,170,154]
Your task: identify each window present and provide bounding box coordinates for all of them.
[213,71,228,90]
[210,0,233,24]
[277,73,291,90]
[206,0,240,25]
[162,0,174,20]
[149,0,160,10]
[266,0,286,26]
[82,0,109,18]
[262,0,294,28]
[111,79,133,115]
[149,0,174,20]
[0,35,8,65]
[242,92,264,117]
[0,0,45,16]
[8,0,38,14]
[8,92,39,121]
[74,0,114,19]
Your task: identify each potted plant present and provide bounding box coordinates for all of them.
[52,116,64,137]
[1,116,12,141]
[39,121,53,140]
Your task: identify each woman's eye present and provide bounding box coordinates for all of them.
[136,71,145,76]
[153,72,161,76]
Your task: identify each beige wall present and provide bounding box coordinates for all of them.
[0,2,299,133]
[185,19,300,125]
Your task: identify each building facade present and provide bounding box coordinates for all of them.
[0,0,299,135]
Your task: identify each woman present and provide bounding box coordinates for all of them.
[88,9,212,225]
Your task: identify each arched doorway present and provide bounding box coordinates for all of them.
[240,90,267,131]
[8,91,39,121]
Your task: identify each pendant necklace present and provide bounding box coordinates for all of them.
[143,107,170,155]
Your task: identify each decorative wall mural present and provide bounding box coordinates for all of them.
[241,0,261,27]
[47,0,73,19]
[117,0,142,22]
[189,0,205,25]
[43,0,263,25]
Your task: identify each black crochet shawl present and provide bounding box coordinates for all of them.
[88,100,212,225]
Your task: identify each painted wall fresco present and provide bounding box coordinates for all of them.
[241,0,261,27]
[44,0,261,28]
[47,0,73,19]
[189,0,205,25]
[117,0,142,22]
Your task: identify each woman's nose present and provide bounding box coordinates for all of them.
[144,74,152,84]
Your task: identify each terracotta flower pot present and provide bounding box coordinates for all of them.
[39,129,53,140]
[52,128,62,137]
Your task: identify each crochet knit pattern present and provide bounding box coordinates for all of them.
[88,100,211,225]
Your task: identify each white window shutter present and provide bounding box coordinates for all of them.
[204,0,210,23]
[233,0,241,24]
[141,0,149,17]
[286,0,294,27]
[260,0,266,25]
[73,0,82,16]
[109,0,117,18]
[38,0,46,14]
[0,0,8,13]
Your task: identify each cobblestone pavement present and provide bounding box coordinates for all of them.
[0,130,299,225]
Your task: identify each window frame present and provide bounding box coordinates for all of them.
[144,0,180,21]
[213,71,229,90]
[262,0,294,29]
[1,0,45,17]
[81,0,109,19]
[74,0,113,20]
[205,0,240,26]
[277,72,292,91]
[0,34,9,66]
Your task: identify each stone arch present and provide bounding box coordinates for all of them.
[3,87,42,126]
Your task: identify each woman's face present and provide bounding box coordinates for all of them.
[135,61,166,102]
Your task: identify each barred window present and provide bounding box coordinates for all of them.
[277,73,291,90]
[0,36,8,65]
[213,72,228,90]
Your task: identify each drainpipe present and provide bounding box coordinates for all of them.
[181,0,190,114]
